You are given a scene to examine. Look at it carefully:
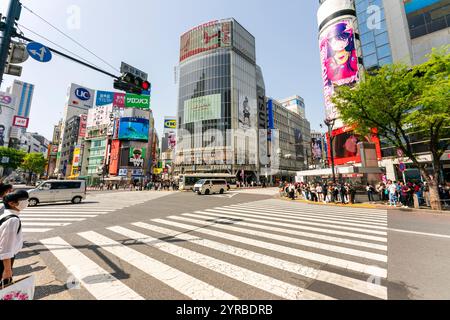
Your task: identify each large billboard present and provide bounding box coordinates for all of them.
[180,20,231,62]
[238,93,257,131]
[68,83,95,109]
[327,126,382,166]
[109,140,121,175]
[184,94,221,124]
[404,0,442,14]
[118,117,149,141]
[129,147,146,168]
[164,117,177,134]
[0,92,17,147]
[319,20,359,120]
[312,138,323,160]
[87,105,114,129]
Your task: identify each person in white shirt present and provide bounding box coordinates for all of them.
[0,190,29,285]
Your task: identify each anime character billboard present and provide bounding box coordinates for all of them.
[320,20,359,120]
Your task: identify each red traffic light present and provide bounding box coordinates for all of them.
[141,81,151,91]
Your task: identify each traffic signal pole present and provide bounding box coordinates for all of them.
[0,0,21,87]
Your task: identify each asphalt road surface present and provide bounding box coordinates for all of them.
[14,188,450,300]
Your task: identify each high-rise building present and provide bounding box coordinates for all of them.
[278,96,307,119]
[175,18,266,183]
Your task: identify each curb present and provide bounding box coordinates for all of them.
[279,197,378,209]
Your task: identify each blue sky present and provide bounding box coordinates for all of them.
[0,0,324,141]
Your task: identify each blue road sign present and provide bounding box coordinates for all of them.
[26,42,52,63]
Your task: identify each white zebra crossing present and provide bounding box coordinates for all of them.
[22,191,173,234]
[41,199,389,300]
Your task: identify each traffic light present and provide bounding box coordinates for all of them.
[4,41,29,77]
[114,72,151,95]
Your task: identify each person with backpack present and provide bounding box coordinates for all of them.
[0,190,29,286]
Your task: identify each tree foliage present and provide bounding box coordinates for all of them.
[21,153,47,176]
[0,147,26,170]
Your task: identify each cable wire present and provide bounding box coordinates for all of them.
[21,4,120,73]
[17,23,102,68]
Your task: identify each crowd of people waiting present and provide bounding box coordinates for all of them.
[280,182,358,205]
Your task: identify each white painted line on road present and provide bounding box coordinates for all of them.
[194,208,387,236]
[232,205,388,223]
[22,211,109,215]
[22,222,71,227]
[162,216,387,279]
[41,237,144,300]
[219,207,387,231]
[389,228,450,240]
[108,226,333,300]
[20,218,86,222]
[189,211,387,263]
[23,228,53,233]
[134,221,387,300]
[201,210,387,251]
[79,231,236,301]
[21,215,97,218]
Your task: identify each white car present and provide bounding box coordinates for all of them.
[194,179,229,195]
[28,180,87,206]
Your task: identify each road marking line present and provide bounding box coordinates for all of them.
[232,205,388,223]
[201,210,387,251]
[189,212,387,263]
[20,218,86,222]
[23,228,53,233]
[78,231,236,300]
[134,222,387,300]
[21,215,97,218]
[163,216,387,278]
[195,208,387,236]
[22,222,71,227]
[40,237,143,300]
[218,207,387,231]
[22,211,109,215]
[108,227,333,300]
[389,228,450,240]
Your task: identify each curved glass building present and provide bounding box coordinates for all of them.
[176,18,264,183]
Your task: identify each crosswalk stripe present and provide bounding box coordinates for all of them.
[199,210,387,251]
[41,237,144,300]
[107,227,333,300]
[22,211,108,215]
[133,222,387,299]
[250,200,387,213]
[251,202,388,218]
[217,207,387,231]
[222,206,387,227]
[161,217,387,278]
[20,218,86,222]
[200,208,387,236]
[23,228,52,233]
[78,231,236,300]
[21,215,97,218]
[231,205,388,224]
[22,222,71,227]
[23,209,115,212]
[188,212,387,263]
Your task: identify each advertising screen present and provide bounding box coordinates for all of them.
[109,140,121,175]
[118,118,149,141]
[87,105,113,128]
[311,138,323,160]
[184,94,221,124]
[327,126,382,166]
[129,147,146,168]
[319,20,359,120]
[180,20,231,62]
[238,93,257,131]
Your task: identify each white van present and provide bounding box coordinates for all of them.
[28,180,87,207]
[194,179,229,195]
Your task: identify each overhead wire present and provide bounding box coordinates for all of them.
[21,4,120,73]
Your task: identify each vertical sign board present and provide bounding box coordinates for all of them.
[109,140,121,175]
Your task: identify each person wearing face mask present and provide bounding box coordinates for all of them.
[0,190,29,286]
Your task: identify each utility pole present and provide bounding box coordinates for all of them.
[0,0,21,86]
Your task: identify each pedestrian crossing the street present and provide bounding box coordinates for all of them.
[41,199,389,300]
[22,192,172,234]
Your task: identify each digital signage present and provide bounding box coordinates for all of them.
[180,20,231,62]
[184,94,221,124]
[319,20,359,120]
[118,117,149,142]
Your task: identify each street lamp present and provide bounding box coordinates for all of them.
[322,119,337,184]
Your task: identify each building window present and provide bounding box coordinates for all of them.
[407,2,450,39]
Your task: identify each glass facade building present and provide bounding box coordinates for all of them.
[176,19,262,180]
[355,0,393,69]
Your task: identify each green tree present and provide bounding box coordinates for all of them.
[0,147,26,173]
[333,47,450,211]
[21,153,47,185]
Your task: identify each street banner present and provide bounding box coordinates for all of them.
[96,91,115,106]
[125,94,150,110]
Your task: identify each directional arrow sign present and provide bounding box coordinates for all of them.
[26,42,52,63]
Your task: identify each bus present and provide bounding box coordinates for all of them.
[178,174,237,191]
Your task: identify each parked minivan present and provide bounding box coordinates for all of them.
[27,180,87,206]
[194,179,228,195]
